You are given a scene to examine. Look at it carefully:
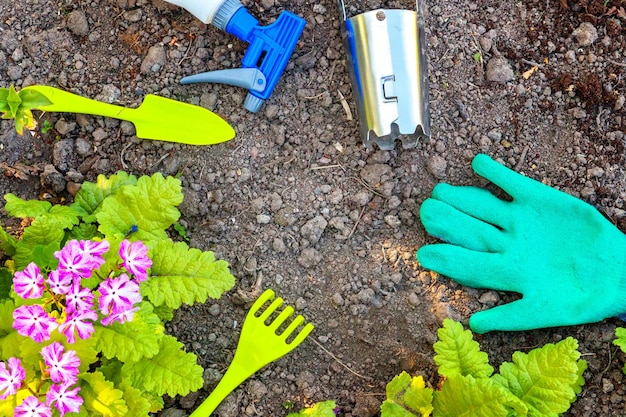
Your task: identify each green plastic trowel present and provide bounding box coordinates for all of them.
[24,85,235,145]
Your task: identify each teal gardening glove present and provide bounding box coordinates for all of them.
[418,154,626,333]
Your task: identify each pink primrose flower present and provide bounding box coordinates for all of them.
[41,342,80,384]
[13,305,58,343]
[78,239,110,270]
[0,357,25,399]
[13,262,45,299]
[46,269,73,295]
[119,239,152,282]
[54,240,94,280]
[64,282,95,314]
[58,309,98,344]
[14,396,52,417]
[46,383,83,417]
[100,305,140,326]
[98,274,142,316]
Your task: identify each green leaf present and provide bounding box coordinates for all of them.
[0,299,15,338]
[0,87,9,112]
[287,400,337,417]
[68,222,101,241]
[0,269,11,300]
[96,173,183,243]
[79,372,128,417]
[433,374,525,417]
[4,193,52,218]
[36,204,81,230]
[14,107,36,135]
[491,337,584,417]
[13,215,65,269]
[614,327,626,353]
[0,224,18,256]
[119,381,152,417]
[6,85,21,118]
[19,87,53,109]
[95,302,163,362]
[121,334,204,397]
[381,371,434,417]
[71,172,138,222]
[433,319,493,379]
[142,239,235,309]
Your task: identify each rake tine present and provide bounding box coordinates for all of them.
[290,322,315,346]
[269,305,295,331]
[248,289,275,316]
[279,314,306,339]
[258,297,284,322]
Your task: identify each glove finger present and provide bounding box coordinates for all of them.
[431,183,513,229]
[417,244,518,292]
[469,298,557,333]
[420,198,505,252]
[471,154,542,202]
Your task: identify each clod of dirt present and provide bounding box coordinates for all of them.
[67,10,89,37]
[485,57,515,83]
[572,22,598,46]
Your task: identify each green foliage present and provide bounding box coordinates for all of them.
[433,319,493,379]
[613,327,626,374]
[143,239,236,309]
[0,172,236,416]
[307,319,585,417]
[381,372,433,417]
[0,84,52,135]
[286,400,337,417]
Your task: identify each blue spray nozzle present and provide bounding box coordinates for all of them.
[180,7,306,113]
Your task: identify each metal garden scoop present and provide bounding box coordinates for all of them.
[23,85,235,145]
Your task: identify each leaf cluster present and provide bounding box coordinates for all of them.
[300,319,586,417]
[0,85,52,135]
[0,171,236,416]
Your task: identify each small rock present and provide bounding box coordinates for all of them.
[256,214,271,224]
[427,155,447,179]
[247,380,268,400]
[588,166,605,178]
[573,22,598,46]
[124,9,143,22]
[384,215,402,228]
[272,237,286,252]
[67,10,89,36]
[360,164,392,187]
[478,291,500,307]
[141,45,166,74]
[408,292,420,306]
[331,292,344,306]
[300,215,328,244]
[297,248,322,268]
[351,190,373,206]
[179,391,200,410]
[40,165,67,194]
[486,57,515,83]
[159,408,187,417]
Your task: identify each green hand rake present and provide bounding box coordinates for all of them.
[190,289,314,416]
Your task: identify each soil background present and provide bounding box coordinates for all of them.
[1,0,626,416]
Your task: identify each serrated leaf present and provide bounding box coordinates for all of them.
[71,172,138,222]
[95,302,163,362]
[0,224,18,256]
[0,299,15,336]
[434,319,493,379]
[34,205,81,230]
[119,381,152,417]
[13,215,65,269]
[121,334,204,397]
[96,173,183,243]
[433,374,525,417]
[80,372,128,417]
[381,372,434,417]
[4,193,52,218]
[614,327,626,353]
[68,222,101,241]
[142,240,235,309]
[287,400,337,417]
[491,337,583,417]
[0,269,11,299]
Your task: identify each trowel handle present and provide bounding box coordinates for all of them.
[163,0,225,24]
